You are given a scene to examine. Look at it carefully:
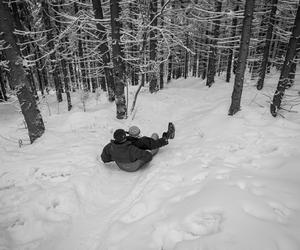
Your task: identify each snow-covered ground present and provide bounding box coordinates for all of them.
[1,73,300,250]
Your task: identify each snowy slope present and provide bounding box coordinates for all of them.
[1,74,300,250]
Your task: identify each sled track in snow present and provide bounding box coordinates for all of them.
[87,165,163,250]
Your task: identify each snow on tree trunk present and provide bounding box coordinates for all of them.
[167,55,172,83]
[149,0,158,93]
[206,1,222,87]
[257,0,278,90]
[41,0,63,102]
[0,0,45,143]
[159,0,165,89]
[110,0,127,119]
[54,2,72,111]
[228,0,255,116]
[226,5,239,83]
[270,3,300,117]
[73,2,89,93]
[184,34,189,79]
[92,0,116,101]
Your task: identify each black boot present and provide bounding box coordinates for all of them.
[162,122,175,140]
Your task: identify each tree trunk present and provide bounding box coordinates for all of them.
[55,1,72,111]
[159,0,165,89]
[228,0,255,115]
[68,61,76,91]
[288,60,297,87]
[110,0,127,119]
[0,72,8,101]
[149,0,158,93]
[74,2,88,92]
[11,2,35,95]
[184,34,189,79]
[167,55,173,83]
[257,0,278,90]
[192,38,198,77]
[41,0,62,102]
[270,4,300,117]
[0,0,45,142]
[226,5,239,83]
[206,1,222,87]
[92,0,115,101]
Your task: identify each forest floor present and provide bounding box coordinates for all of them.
[1,72,300,250]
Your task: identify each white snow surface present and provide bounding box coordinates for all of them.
[1,75,300,250]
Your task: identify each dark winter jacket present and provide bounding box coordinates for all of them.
[126,136,168,150]
[101,140,153,164]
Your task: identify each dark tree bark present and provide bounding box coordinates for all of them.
[159,0,165,89]
[0,72,8,101]
[41,0,63,102]
[110,0,127,119]
[74,2,89,92]
[54,1,72,111]
[11,1,39,100]
[257,0,278,90]
[167,55,173,83]
[206,0,222,87]
[226,5,239,83]
[0,0,45,143]
[192,38,199,77]
[288,60,297,86]
[184,34,189,79]
[128,1,139,86]
[35,45,48,95]
[92,0,116,101]
[149,0,158,93]
[201,26,210,80]
[228,0,255,115]
[68,62,76,91]
[270,4,300,117]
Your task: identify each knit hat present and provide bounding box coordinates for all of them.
[128,126,140,137]
[113,129,127,143]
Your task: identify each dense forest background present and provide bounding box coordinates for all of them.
[0,0,299,142]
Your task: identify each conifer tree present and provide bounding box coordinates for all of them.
[270,3,300,117]
[0,0,45,143]
[229,0,255,115]
[110,0,127,119]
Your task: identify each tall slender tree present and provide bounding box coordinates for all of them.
[228,0,255,115]
[149,0,158,93]
[92,0,115,101]
[41,0,63,102]
[53,1,72,111]
[0,72,7,102]
[110,0,127,119]
[256,0,278,90]
[0,0,45,143]
[226,5,239,83]
[206,1,222,87]
[270,3,300,117]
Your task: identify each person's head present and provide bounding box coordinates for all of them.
[113,129,127,143]
[128,126,141,138]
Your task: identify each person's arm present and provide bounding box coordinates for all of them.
[101,144,112,163]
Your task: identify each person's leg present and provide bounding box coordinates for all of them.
[150,133,159,155]
[116,160,145,172]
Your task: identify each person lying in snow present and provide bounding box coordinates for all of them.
[101,123,175,172]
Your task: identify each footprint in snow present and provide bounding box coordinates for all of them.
[152,208,224,249]
[181,210,223,238]
[242,200,291,223]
